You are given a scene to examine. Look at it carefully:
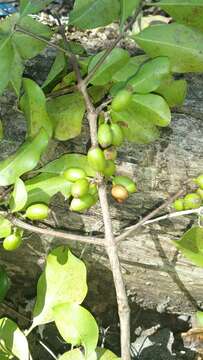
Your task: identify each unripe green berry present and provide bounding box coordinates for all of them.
[111,89,132,112]
[103,160,116,177]
[113,175,137,193]
[63,168,86,182]
[70,194,95,212]
[97,123,113,148]
[172,199,184,211]
[197,188,203,200]
[25,204,49,220]
[184,193,202,210]
[71,178,89,198]
[195,174,203,189]
[3,233,22,251]
[87,147,106,173]
[89,183,98,196]
[110,124,124,147]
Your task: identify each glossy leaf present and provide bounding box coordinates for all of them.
[32,246,87,328]
[133,23,203,73]
[88,48,130,85]
[53,303,98,357]
[132,93,171,127]
[88,85,111,103]
[9,49,24,97]
[25,173,72,206]
[155,0,203,32]
[173,227,203,267]
[58,350,84,360]
[0,128,49,186]
[0,317,29,360]
[120,0,141,30]
[112,55,148,83]
[155,77,187,107]
[14,15,52,60]
[38,153,96,177]
[42,51,67,90]
[9,178,27,213]
[47,93,85,141]
[96,348,121,359]
[111,96,160,143]
[20,78,53,138]
[127,57,170,94]
[0,216,12,239]
[0,35,14,95]
[20,0,54,16]
[69,0,120,29]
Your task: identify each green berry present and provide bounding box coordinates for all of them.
[113,175,137,193]
[71,178,89,198]
[110,124,124,147]
[70,194,95,212]
[25,204,49,220]
[3,233,22,251]
[195,174,203,189]
[89,183,98,196]
[87,147,106,173]
[184,193,202,210]
[197,188,203,200]
[63,168,86,182]
[98,123,113,148]
[0,266,10,303]
[103,160,116,177]
[172,199,184,211]
[111,89,132,112]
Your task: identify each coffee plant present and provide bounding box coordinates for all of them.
[0,0,203,359]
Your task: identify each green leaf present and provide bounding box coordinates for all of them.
[88,85,111,103]
[20,0,54,17]
[132,93,171,127]
[173,227,203,267]
[0,128,49,186]
[0,35,14,95]
[0,216,12,239]
[0,120,3,140]
[127,57,170,94]
[47,93,85,141]
[111,95,160,143]
[38,153,96,177]
[25,173,72,206]
[9,48,24,97]
[155,77,187,108]
[58,350,84,360]
[112,55,148,83]
[20,78,53,138]
[42,51,67,90]
[14,16,52,60]
[133,23,203,73]
[53,303,98,358]
[94,348,120,359]
[9,178,27,213]
[120,0,141,30]
[196,311,203,327]
[88,48,130,86]
[69,0,120,29]
[32,246,87,328]
[0,317,29,360]
[155,0,203,32]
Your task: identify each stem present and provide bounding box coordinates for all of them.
[144,207,202,226]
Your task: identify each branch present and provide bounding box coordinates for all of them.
[144,207,203,226]
[0,211,104,246]
[84,1,143,85]
[116,186,189,243]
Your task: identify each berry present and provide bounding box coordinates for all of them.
[111,184,129,203]
[71,178,89,198]
[111,89,132,112]
[195,174,203,189]
[104,146,117,161]
[70,194,95,212]
[3,233,22,251]
[25,204,49,220]
[110,124,124,147]
[63,168,86,182]
[87,147,106,173]
[103,160,116,177]
[184,193,201,210]
[113,175,137,193]
[172,199,184,211]
[98,123,112,148]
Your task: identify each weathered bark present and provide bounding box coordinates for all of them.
[0,72,203,319]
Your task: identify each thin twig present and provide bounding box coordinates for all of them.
[116,186,188,243]
[39,340,57,360]
[0,211,104,246]
[144,207,203,226]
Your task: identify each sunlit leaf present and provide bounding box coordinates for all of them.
[9,48,24,97]
[20,78,53,138]
[42,51,67,90]
[53,303,98,358]
[58,349,84,360]
[112,55,148,83]
[20,0,54,17]
[88,48,130,85]
[155,0,203,32]
[173,226,203,267]
[32,246,87,328]
[133,23,203,73]
[69,0,120,29]
[127,57,170,94]
[47,93,85,141]
[0,317,29,360]
[0,128,49,186]
[38,153,96,177]
[0,35,14,95]
[0,216,12,239]
[25,173,72,206]
[120,0,141,30]
[155,76,187,107]
[9,178,27,213]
